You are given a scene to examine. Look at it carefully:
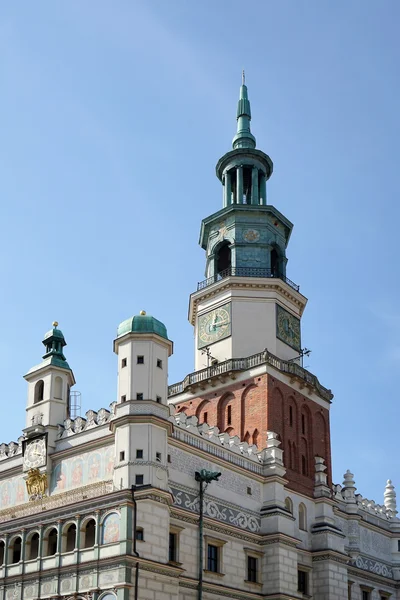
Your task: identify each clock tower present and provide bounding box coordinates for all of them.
[190,77,307,370]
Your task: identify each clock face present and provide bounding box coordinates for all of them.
[198,303,231,349]
[276,305,301,351]
[24,438,46,470]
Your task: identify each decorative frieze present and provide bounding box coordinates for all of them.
[171,484,260,532]
[350,555,393,579]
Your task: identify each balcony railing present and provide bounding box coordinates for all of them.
[197,267,299,292]
[168,349,333,402]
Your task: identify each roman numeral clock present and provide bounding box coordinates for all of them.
[197,303,232,349]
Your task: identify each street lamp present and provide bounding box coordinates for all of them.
[195,469,221,600]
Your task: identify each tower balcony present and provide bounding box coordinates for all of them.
[197,267,299,293]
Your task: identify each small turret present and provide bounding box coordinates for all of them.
[24,322,75,444]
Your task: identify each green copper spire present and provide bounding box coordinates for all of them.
[232,71,256,150]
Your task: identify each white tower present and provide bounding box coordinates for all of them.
[111,311,173,492]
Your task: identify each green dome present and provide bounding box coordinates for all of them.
[117,312,169,340]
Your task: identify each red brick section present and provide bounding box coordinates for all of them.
[174,373,332,499]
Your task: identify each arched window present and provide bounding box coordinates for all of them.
[0,540,4,566]
[299,503,307,531]
[301,454,308,476]
[271,247,280,276]
[285,497,293,514]
[244,431,250,444]
[227,405,232,426]
[216,242,231,275]
[54,376,63,400]
[252,429,259,446]
[11,537,21,564]
[34,380,44,404]
[28,532,40,560]
[45,528,58,556]
[65,524,76,552]
[83,519,96,548]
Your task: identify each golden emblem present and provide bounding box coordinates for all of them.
[26,468,48,501]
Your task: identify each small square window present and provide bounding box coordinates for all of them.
[167,454,171,463]
[137,355,144,364]
[156,396,162,403]
[121,358,127,368]
[207,544,219,572]
[136,393,144,400]
[157,359,163,369]
[136,449,143,459]
[247,555,258,583]
[119,451,125,462]
[156,452,161,462]
[135,474,144,485]
[136,528,144,541]
[247,486,252,495]
[298,570,308,594]
[121,395,126,403]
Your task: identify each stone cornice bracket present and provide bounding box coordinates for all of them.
[258,431,286,478]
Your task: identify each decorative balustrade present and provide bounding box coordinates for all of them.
[168,349,333,402]
[197,266,300,292]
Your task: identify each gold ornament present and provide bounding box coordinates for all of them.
[139,310,146,316]
[26,468,48,501]
[52,321,59,327]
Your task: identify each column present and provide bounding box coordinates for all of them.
[251,167,259,205]
[260,174,267,205]
[224,171,232,207]
[236,166,243,204]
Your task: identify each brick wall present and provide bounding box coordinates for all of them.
[174,372,332,498]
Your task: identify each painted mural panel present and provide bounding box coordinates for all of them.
[51,445,114,494]
[102,512,120,544]
[0,475,29,509]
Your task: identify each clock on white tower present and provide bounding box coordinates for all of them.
[23,438,46,471]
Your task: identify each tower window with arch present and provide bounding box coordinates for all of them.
[299,503,307,531]
[216,241,231,275]
[252,429,259,447]
[285,497,293,514]
[54,376,63,400]
[34,380,44,404]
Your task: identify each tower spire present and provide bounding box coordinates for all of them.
[232,72,256,150]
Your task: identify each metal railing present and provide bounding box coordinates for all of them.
[197,267,300,292]
[168,349,333,402]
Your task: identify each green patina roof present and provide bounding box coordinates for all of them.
[43,327,65,342]
[117,312,169,340]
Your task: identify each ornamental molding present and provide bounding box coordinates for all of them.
[171,484,261,533]
[350,555,393,579]
[312,551,350,565]
[0,480,114,525]
[190,279,306,325]
[260,534,299,549]
[170,508,260,544]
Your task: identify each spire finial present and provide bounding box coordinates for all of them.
[52,321,58,328]
[232,74,256,150]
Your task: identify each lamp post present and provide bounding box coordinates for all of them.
[195,469,221,600]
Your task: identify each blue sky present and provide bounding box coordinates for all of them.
[1,1,399,504]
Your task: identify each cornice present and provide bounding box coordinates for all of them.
[189,278,307,324]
